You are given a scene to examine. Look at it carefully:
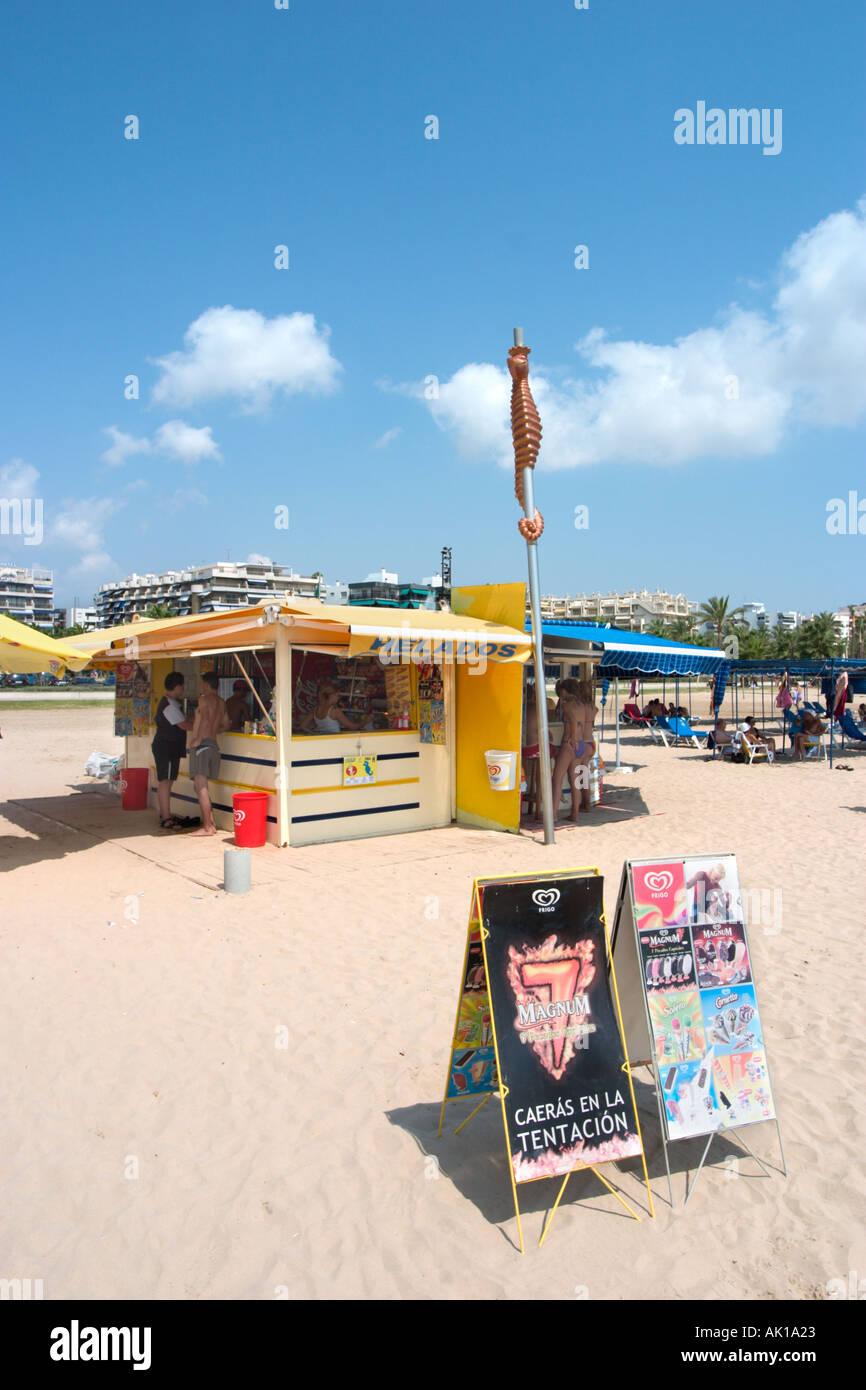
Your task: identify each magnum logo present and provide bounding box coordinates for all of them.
[507,935,596,1080]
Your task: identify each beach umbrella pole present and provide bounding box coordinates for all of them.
[509,327,554,844]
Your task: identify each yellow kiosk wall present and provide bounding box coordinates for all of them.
[452,584,525,832]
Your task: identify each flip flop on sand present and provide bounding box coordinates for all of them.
[160,817,184,830]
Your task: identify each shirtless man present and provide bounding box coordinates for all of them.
[792,709,825,760]
[187,671,230,835]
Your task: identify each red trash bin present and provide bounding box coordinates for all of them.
[233,791,269,847]
[121,767,150,811]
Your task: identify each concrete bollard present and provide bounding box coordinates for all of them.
[224,846,251,895]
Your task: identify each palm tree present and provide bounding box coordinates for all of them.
[738,626,774,660]
[771,623,798,661]
[664,617,701,643]
[145,603,175,619]
[697,596,747,646]
[796,612,844,660]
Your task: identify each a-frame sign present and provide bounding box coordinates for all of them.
[610,853,787,1205]
[439,868,654,1251]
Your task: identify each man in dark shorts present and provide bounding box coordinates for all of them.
[188,670,230,836]
[152,672,192,829]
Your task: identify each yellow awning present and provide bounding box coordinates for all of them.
[65,600,530,665]
[0,615,92,675]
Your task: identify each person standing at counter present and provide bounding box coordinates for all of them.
[152,671,193,830]
[225,679,252,731]
[188,671,230,836]
[300,681,366,733]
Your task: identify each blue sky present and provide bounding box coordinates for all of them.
[1,0,864,615]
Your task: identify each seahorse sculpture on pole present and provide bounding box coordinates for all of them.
[509,328,555,845]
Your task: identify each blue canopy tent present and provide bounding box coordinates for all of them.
[728,657,866,765]
[533,620,728,767]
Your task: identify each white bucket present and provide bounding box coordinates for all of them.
[485,749,518,791]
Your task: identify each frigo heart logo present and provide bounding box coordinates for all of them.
[644,870,674,893]
[234,809,246,825]
[532,888,561,908]
[488,763,501,777]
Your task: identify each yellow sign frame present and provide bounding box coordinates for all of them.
[438,867,655,1252]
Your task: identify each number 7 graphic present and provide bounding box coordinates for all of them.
[520,958,582,1070]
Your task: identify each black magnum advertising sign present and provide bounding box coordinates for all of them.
[481,875,643,1184]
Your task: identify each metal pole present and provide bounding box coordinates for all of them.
[521,462,554,843]
[513,326,554,844]
[615,676,621,768]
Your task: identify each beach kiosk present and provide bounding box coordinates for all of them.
[74,586,531,848]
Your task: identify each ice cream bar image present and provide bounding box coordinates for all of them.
[455,1050,474,1067]
[664,1066,678,1091]
[719,1090,733,1110]
[695,1048,714,1092]
[671,1017,684,1058]
[681,953,692,979]
[738,1004,755,1026]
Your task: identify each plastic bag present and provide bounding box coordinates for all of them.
[84,751,122,779]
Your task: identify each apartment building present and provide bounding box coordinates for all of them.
[95,560,320,626]
[346,569,443,609]
[536,588,699,632]
[0,564,54,629]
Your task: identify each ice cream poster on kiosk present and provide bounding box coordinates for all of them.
[439,870,653,1251]
[610,853,786,1204]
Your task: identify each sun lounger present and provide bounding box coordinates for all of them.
[621,703,654,726]
[838,712,866,747]
[667,716,709,748]
[718,732,742,760]
[649,716,672,746]
[742,733,774,764]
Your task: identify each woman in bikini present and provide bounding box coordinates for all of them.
[550,681,581,822]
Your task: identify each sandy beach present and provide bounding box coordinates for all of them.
[1,704,864,1301]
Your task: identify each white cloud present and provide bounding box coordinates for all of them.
[403,197,866,469]
[247,552,272,565]
[373,426,403,449]
[101,426,152,468]
[153,420,222,465]
[0,458,40,497]
[51,497,124,575]
[162,487,209,514]
[151,306,342,412]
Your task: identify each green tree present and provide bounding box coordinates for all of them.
[145,603,175,619]
[697,595,747,646]
[736,625,774,660]
[665,617,700,643]
[795,612,845,660]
